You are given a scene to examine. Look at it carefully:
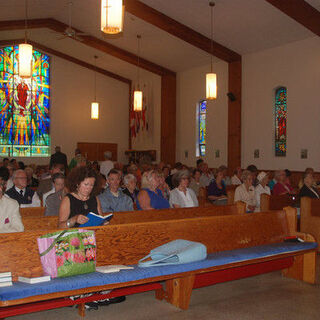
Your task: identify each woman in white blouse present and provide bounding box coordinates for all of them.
[255,171,271,211]
[234,170,256,212]
[169,170,198,208]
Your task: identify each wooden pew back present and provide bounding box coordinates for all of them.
[21,204,247,231]
[226,185,237,204]
[20,207,45,217]
[0,211,290,279]
[260,193,296,211]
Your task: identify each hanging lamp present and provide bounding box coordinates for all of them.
[134,35,143,112]
[101,0,124,34]
[91,56,99,119]
[206,1,217,100]
[19,0,33,78]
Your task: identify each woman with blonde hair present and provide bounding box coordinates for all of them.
[234,170,256,212]
[137,170,170,210]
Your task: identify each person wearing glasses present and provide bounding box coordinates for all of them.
[5,169,41,208]
[0,167,24,233]
[169,170,198,208]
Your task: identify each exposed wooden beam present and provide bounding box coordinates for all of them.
[124,0,241,63]
[228,60,242,170]
[0,39,131,85]
[265,0,320,37]
[0,18,175,76]
[161,73,176,165]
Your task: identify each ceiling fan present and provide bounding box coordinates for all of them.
[56,1,88,41]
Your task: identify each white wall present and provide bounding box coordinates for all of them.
[16,55,130,165]
[242,36,320,171]
[176,61,229,168]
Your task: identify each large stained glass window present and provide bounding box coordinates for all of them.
[198,100,207,157]
[275,87,287,157]
[0,45,50,157]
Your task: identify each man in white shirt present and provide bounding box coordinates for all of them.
[100,151,114,177]
[5,169,41,208]
[255,171,271,211]
[0,167,24,233]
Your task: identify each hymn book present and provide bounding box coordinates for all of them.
[18,275,51,284]
[80,213,113,227]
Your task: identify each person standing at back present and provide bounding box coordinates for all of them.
[50,146,68,172]
[100,151,114,178]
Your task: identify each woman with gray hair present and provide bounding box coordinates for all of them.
[122,173,139,203]
[169,170,198,208]
[234,170,256,212]
[137,170,170,210]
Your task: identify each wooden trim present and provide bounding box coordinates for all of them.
[227,59,242,170]
[265,0,320,37]
[0,39,131,85]
[0,18,175,76]
[128,82,132,149]
[161,73,176,165]
[124,0,240,63]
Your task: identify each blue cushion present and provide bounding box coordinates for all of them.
[0,242,316,301]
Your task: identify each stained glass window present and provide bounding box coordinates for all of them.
[198,100,207,157]
[0,45,50,157]
[275,87,287,157]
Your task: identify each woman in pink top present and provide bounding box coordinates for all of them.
[272,170,294,195]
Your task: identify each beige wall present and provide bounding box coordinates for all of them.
[20,55,130,165]
[242,36,320,171]
[176,61,229,168]
[131,73,162,163]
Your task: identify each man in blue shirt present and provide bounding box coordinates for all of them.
[98,169,133,213]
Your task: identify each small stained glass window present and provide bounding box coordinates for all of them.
[198,100,207,157]
[275,87,287,157]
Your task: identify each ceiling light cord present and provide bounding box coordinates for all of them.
[94,55,98,101]
[24,0,28,43]
[137,34,141,90]
[210,1,215,73]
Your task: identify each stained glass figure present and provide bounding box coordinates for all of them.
[198,100,207,157]
[275,87,287,157]
[0,45,50,157]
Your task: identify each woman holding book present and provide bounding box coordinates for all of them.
[59,166,103,228]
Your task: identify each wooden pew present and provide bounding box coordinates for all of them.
[20,207,45,218]
[0,208,316,318]
[21,203,246,231]
[300,197,320,248]
[226,185,237,204]
[260,193,297,212]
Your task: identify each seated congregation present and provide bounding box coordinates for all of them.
[0,149,319,316]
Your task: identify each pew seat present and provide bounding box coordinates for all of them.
[0,209,316,317]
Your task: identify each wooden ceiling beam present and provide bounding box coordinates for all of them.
[265,0,320,37]
[124,0,241,63]
[0,39,131,85]
[0,18,174,76]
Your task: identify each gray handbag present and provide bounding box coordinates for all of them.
[138,239,207,268]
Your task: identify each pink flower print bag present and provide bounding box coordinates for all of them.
[37,229,96,278]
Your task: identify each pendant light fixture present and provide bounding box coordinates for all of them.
[206,1,217,100]
[134,35,143,112]
[91,56,99,120]
[101,0,124,35]
[19,0,33,78]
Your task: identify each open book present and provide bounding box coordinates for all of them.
[80,212,113,227]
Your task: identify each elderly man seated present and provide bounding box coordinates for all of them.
[6,169,41,207]
[98,169,133,213]
[0,167,24,233]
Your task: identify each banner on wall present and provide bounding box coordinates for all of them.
[130,82,153,145]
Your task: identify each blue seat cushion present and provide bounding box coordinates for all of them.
[0,241,316,301]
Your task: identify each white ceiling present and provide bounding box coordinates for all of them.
[0,0,318,80]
